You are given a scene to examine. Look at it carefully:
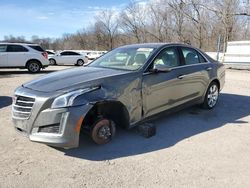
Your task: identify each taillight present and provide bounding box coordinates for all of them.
[42,52,48,59]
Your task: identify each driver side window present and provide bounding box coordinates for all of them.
[153,47,180,68]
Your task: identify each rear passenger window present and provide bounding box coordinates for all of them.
[28,45,44,52]
[181,47,202,65]
[7,45,28,52]
[198,53,207,63]
[0,45,7,52]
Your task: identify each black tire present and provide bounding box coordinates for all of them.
[27,61,41,73]
[91,118,116,145]
[76,59,84,66]
[202,82,219,109]
[49,59,56,65]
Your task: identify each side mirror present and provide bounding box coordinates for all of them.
[150,64,172,73]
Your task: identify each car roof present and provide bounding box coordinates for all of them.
[61,50,79,52]
[120,43,193,49]
[0,42,40,46]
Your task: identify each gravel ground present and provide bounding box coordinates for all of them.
[0,66,250,188]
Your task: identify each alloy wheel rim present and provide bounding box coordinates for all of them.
[30,63,39,72]
[78,60,84,65]
[207,84,218,108]
[50,59,55,65]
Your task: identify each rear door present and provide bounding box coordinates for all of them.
[177,46,212,103]
[7,45,29,66]
[0,45,8,67]
[67,52,80,64]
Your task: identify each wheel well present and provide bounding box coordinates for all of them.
[211,79,220,90]
[82,101,130,130]
[26,59,42,68]
[77,59,85,63]
[49,58,57,65]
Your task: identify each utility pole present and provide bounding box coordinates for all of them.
[246,0,250,38]
[216,35,221,61]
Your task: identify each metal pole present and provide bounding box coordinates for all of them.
[216,35,221,61]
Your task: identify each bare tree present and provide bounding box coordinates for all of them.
[213,0,239,52]
[120,1,148,43]
[3,0,250,52]
[193,0,242,51]
[147,0,170,42]
[74,29,89,49]
[182,0,209,48]
[95,10,119,50]
[3,35,27,43]
[168,0,187,42]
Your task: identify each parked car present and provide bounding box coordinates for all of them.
[49,51,88,66]
[45,50,55,59]
[86,51,103,60]
[12,43,225,148]
[0,43,49,73]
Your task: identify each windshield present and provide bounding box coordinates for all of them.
[88,47,155,71]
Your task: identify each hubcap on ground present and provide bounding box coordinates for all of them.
[207,84,218,108]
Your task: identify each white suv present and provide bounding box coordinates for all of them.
[0,43,49,73]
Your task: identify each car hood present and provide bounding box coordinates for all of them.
[23,67,131,93]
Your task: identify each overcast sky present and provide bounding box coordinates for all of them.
[0,0,146,40]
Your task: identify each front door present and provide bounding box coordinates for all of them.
[142,47,188,117]
[58,52,69,65]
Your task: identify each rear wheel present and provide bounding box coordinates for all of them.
[49,59,56,65]
[76,59,84,66]
[202,82,219,109]
[27,61,41,73]
[91,118,116,145]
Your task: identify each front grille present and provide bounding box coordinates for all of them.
[12,95,35,119]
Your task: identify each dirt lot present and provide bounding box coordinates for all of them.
[0,66,250,188]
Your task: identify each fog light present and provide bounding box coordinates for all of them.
[38,123,60,133]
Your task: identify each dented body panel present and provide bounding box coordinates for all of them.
[12,43,225,148]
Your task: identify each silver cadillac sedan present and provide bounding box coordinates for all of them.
[12,43,225,148]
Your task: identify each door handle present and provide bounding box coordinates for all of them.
[177,75,186,79]
[206,67,212,71]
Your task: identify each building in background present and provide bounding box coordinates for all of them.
[223,41,250,64]
[206,41,250,70]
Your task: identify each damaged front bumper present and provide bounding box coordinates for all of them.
[12,86,93,149]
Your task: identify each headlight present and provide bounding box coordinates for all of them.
[51,87,99,109]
